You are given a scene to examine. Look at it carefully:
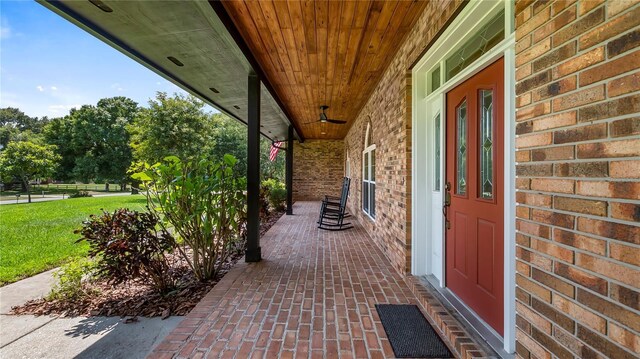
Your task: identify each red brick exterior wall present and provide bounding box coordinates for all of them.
[514,1,640,358]
[343,0,465,274]
[292,140,344,201]
[293,0,639,356]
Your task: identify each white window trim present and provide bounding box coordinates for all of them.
[362,123,376,220]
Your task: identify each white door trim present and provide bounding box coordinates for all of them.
[411,0,516,354]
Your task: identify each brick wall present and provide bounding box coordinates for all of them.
[343,0,465,273]
[515,1,640,358]
[292,140,344,201]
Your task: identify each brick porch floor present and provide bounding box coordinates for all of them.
[149,202,494,359]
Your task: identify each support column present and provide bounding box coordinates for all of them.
[286,125,294,215]
[246,73,261,262]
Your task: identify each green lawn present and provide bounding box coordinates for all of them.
[0,195,147,285]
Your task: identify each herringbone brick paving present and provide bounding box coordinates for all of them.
[149,202,489,358]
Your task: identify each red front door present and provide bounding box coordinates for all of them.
[445,57,504,335]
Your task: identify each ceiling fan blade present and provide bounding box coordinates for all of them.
[303,119,322,125]
[325,118,347,124]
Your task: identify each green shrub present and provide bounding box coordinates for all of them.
[268,187,286,211]
[261,178,286,211]
[75,208,176,293]
[261,178,282,191]
[133,154,246,281]
[259,184,270,217]
[69,190,92,198]
[48,257,98,301]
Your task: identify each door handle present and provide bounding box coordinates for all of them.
[443,181,451,229]
[444,181,451,207]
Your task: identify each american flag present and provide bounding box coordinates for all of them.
[269,141,283,162]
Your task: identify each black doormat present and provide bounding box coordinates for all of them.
[375,304,453,358]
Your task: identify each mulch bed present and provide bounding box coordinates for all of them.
[11,209,285,319]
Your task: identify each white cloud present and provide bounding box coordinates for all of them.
[156,81,162,85]
[0,17,11,40]
[48,104,81,115]
[110,83,124,91]
[50,86,58,91]
[36,85,44,92]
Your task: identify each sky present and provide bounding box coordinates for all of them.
[0,0,190,118]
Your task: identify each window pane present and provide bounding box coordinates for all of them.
[445,10,505,81]
[430,66,441,93]
[480,90,494,199]
[371,150,375,182]
[363,181,369,213]
[370,183,376,218]
[434,113,441,191]
[456,100,467,195]
[364,154,369,181]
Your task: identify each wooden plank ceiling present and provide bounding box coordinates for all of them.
[221,0,427,139]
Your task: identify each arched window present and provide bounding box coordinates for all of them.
[362,122,375,219]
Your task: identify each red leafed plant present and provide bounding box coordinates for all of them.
[75,208,176,293]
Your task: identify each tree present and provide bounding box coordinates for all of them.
[130,92,212,164]
[207,112,285,182]
[0,107,48,149]
[0,141,60,203]
[260,138,285,182]
[208,113,248,176]
[43,97,138,187]
[0,125,18,150]
[73,97,137,188]
[0,107,39,132]
[43,117,75,181]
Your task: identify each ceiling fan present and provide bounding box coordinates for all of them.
[307,105,347,125]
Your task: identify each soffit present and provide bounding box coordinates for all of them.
[38,0,299,142]
[220,0,428,139]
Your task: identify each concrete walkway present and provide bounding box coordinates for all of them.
[0,269,182,358]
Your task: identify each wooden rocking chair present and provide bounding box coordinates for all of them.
[318,177,353,231]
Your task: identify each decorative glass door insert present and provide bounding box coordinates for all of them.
[456,100,467,195]
[479,89,494,199]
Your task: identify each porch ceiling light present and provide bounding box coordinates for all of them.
[234,105,240,109]
[89,0,113,13]
[167,56,184,67]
